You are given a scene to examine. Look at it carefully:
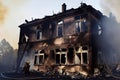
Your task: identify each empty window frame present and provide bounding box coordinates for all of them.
[81,20,87,32]
[81,46,88,64]
[75,46,82,64]
[75,21,81,33]
[57,21,63,37]
[61,54,66,64]
[75,20,87,33]
[56,49,61,64]
[75,46,88,65]
[61,48,67,64]
[55,48,67,65]
[34,50,44,65]
[75,53,81,64]
[81,52,88,64]
[36,30,42,40]
[34,56,39,65]
[67,48,74,64]
[56,54,60,64]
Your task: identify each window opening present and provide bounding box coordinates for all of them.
[34,50,45,65]
[36,31,42,40]
[58,21,63,37]
[82,52,88,64]
[67,48,74,63]
[55,48,67,65]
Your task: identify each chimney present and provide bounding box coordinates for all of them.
[62,3,66,12]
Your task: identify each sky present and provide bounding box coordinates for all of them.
[0,0,119,49]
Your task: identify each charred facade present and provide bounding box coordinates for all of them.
[17,3,104,76]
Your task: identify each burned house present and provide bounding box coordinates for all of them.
[17,3,104,76]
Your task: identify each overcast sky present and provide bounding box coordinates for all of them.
[0,0,119,49]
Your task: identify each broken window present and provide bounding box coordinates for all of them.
[75,46,82,64]
[67,48,74,64]
[75,53,81,64]
[81,46,88,64]
[61,48,67,64]
[75,46,88,65]
[75,19,87,33]
[34,50,45,65]
[58,21,63,37]
[61,54,66,64]
[82,52,88,64]
[39,55,44,64]
[56,49,61,64]
[81,20,87,32]
[34,56,38,65]
[56,54,60,64]
[55,48,67,65]
[36,30,42,40]
[75,21,81,33]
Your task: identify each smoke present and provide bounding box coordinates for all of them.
[99,12,120,65]
[98,0,120,65]
[0,1,8,24]
[100,0,120,22]
[0,0,28,24]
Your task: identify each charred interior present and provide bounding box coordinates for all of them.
[17,3,109,76]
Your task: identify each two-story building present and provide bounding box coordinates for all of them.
[17,3,103,76]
